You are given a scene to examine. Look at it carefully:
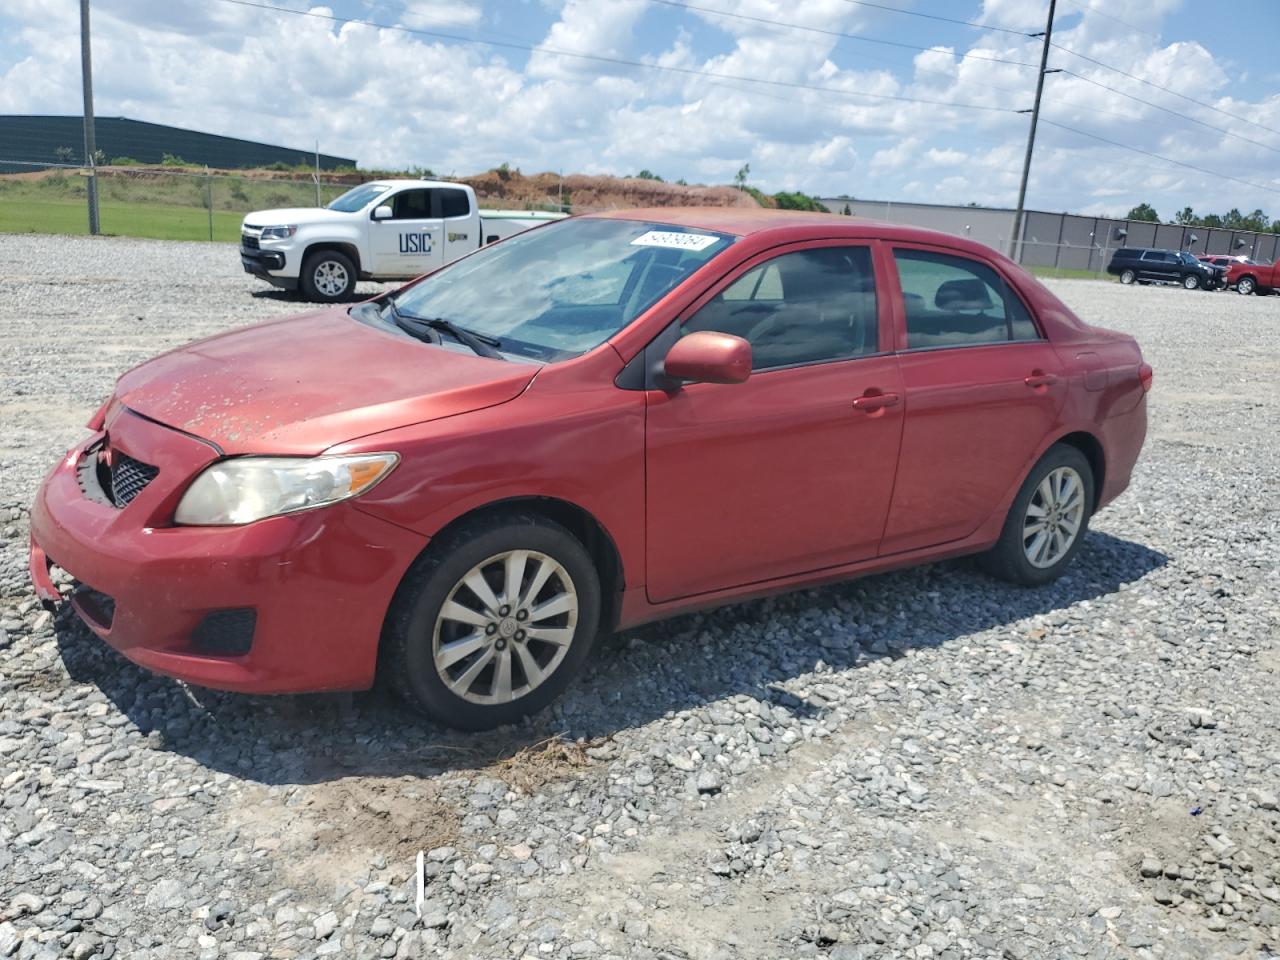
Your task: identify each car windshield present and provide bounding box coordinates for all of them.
[389,218,737,361]
[328,183,391,213]
[1180,252,1199,264]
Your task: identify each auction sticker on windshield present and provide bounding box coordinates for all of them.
[630,230,720,251]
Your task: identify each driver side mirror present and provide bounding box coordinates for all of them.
[663,331,752,385]
[372,204,393,221]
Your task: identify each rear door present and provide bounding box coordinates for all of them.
[1139,250,1174,283]
[368,187,444,277]
[437,186,477,265]
[879,244,1067,555]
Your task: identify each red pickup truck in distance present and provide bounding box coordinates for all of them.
[1225,259,1279,296]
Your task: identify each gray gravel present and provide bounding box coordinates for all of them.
[1,233,1279,960]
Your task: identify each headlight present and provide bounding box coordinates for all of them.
[259,225,297,241]
[174,453,399,526]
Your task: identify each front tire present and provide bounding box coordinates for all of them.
[1119,269,1136,285]
[383,513,601,731]
[979,445,1094,587]
[1237,276,1256,296]
[1183,274,1200,290]
[300,249,357,303]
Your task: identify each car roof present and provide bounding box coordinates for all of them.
[585,206,1005,256]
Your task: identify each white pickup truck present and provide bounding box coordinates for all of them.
[239,179,566,302]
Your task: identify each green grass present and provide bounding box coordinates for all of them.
[0,197,244,242]
[0,169,350,242]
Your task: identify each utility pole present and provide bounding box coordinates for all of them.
[314,139,321,206]
[1010,0,1058,261]
[79,0,100,235]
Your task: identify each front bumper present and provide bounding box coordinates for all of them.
[240,244,297,289]
[29,407,425,694]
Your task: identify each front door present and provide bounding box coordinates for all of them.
[369,187,444,278]
[644,242,904,603]
[878,244,1067,555]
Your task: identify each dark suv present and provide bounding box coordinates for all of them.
[1107,247,1225,290]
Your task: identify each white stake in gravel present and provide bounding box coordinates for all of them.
[415,850,425,919]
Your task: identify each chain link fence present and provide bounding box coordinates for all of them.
[0,159,362,242]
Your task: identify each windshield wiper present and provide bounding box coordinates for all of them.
[399,312,506,360]
[381,298,443,346]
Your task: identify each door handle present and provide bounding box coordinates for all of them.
[1024,370,1059,388]
[852,391,901,412]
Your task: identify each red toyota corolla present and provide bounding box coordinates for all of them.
[30,209,1151,729]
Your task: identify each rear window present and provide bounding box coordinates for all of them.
[1113,248,1142,259]
[894,249,1040,349]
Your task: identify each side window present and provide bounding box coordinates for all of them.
[438,188,470,219]
[893,248,1039,349]
[682,247,878,370]
[391,189,432,220]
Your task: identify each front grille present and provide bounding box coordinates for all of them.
[109,453,159,507]
[241,234,260,251]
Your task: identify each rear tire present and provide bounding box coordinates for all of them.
[979,444,1094,587]
[300,249,357,303]
[383,512,601,731]
[1119,269,1136,285]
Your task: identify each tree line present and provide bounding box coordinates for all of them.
[1125,203,1278,233]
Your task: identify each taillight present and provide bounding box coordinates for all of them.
[1138,363,1153,393]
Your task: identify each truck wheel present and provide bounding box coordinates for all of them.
[1119,269,1136,285]
[1237,276,1256,296]
[301,250,356,302]
[383,512,601,731]
[1182,274,1200,290]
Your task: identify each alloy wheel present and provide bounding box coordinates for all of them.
[432,550,578,705]
[314,260,349,298]
[1022,466,1085,569]
[1239,278,1255,295]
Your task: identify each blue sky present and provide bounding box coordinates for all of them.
[2,0,1278,220]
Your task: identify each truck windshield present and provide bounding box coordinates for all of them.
[328,183,391,213]
[389,218,736,361]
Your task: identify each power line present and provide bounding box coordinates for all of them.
[211,0,1021,115]
[833,0,1028,36]
[647,0,1042,71]
[1040,119,1280,196]
[651,0,1280,157]
[645,0,1036,99]
[1057,0,1161,40]
[1048,41,1280,139]
[1056,69,1280,156]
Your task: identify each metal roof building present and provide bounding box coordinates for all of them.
[0,115,356,173]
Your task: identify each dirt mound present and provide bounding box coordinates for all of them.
[462,169,758,212]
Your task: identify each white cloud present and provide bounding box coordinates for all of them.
[400,1,483,29]
[0,0,1276,219]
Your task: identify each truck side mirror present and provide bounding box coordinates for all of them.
[372,205,393,221]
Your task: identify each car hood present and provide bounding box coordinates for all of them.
[113,309,537,455]
[242,208,353,228]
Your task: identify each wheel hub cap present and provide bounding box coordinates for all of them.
[432,549,578,705]
[1022,466,1085,569]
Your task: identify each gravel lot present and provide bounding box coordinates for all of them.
[1,234,1278,960]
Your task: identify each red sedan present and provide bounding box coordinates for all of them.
[30,210,1151,729]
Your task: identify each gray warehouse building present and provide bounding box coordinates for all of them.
[820,197,1280,269]
[0,115,356,173]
